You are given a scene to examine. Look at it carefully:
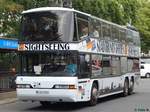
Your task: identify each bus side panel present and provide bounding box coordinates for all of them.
[77,78,94,102]
[100,76,123,96]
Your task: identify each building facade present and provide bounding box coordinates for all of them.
[0,38,18,92]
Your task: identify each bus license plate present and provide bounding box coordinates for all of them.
[35,90,49,94]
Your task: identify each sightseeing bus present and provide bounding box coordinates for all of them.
[16,7,140,106]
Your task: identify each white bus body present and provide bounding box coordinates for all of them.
[16,7,140,106]
[16,75,135,102]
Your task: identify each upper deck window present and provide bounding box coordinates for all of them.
[111,26,119,41]
[102,22,111,40]
[21,11,74,42]
[126,30,133,44]
[77,17,89,40]
[90,19,101,38]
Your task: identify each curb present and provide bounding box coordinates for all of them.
[0,91,17,105]
[0,98,18,105]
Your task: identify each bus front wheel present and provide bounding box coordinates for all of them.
[88,83,98,106]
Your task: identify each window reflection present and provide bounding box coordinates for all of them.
[21,53,78,76]
[21,11,74,42]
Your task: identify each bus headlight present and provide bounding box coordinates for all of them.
[17,84,31,88]
[54,85,76,89]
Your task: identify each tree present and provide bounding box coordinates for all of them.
[135,0,150,53]
[13,0,50,10]
[0,0,23,37]
[118,0,140,25]
[72,0,140,25]
[0,0,50,37]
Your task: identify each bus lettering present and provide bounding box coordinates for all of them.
[23,43,70,51]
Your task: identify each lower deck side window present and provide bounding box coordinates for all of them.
[90,54,139,78]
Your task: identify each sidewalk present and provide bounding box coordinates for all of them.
[0,91,17,105]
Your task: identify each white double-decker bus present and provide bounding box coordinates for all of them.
[16,7,140,106]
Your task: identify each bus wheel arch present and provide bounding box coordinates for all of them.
[88,81,99,106]
[93,80,99,91]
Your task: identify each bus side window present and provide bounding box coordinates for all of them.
[76,13,89,40]
[133,31,140,46]
[127,58,133,72]
[121,57,127,74]
[126,30,134,44]
[73,14,78,41]
[90,19,100,38]
[91,54,102,78]
[77,18,89,40]
[79,54,91,78]
[102,56,112,76]
[111,26,119,41]
[133,59,140,72]
[111,56,121,75]
[102,23,111,40]
[98,21,102,38]
[119,29,126,43]
[127,58,140,72]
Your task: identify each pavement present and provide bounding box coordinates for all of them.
[0,91,17,105]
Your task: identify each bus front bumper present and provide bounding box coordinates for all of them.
[16,88,78,102]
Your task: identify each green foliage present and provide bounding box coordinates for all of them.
[0,0,50,37]
[13,0,50,9]
[118,0,140,24]
[72,0,140,25]
[0,0,23,37]
[135,1,150,53]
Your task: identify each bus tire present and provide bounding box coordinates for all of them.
[128,79,134,95]
[88,83,98,106]
[40,101,51,107]
[146,73,150,78]
[122,79,129,97]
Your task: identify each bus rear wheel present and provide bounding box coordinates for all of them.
[146,73,150,78]
[129,79,134,95]
[88,83,98,106]
[122,79,129,97]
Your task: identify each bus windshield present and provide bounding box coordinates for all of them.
[20,52,78,76]
[21,11,74,41]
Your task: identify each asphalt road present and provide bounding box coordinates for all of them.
[0,79,150,112]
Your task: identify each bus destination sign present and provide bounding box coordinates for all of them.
[19,42,70,51]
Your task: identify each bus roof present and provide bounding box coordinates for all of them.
[22,7,91,16]
[22,7,138,33]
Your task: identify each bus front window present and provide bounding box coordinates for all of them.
[20,53,78,77]
[21,11,74,42]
